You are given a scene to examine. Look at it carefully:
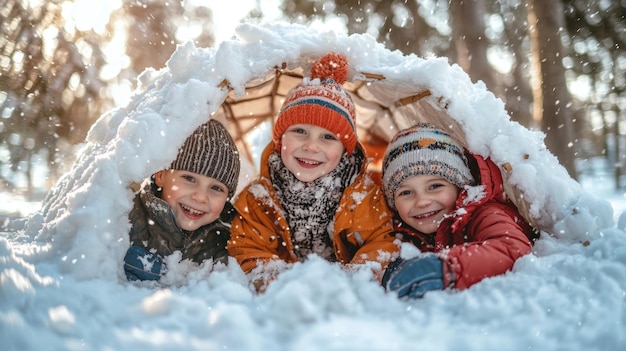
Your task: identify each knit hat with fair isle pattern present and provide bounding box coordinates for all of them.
[382,123,474,210]
[273,52,357,155]
[170,119,240,199]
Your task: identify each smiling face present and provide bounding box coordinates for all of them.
[279,123,346,182]
[154,170,229,231]
[393,174,460,234]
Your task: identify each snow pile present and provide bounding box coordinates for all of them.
[1,22,624,351]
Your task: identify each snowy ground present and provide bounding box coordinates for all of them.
[0,191,45,228]
[1,168,625,351]
[2,23,625,351]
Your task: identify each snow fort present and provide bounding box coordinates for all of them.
[17,22,613,280]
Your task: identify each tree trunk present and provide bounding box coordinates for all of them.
[526,0,578,179]
[450,0,495,93]
[500,3,534,128]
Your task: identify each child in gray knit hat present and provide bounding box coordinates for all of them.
[123,119,241,281]
[380,123,537,298]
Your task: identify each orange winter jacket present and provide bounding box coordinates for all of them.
[228,142,399,275]
[393,152,537,290]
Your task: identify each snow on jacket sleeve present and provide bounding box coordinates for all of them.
[228,177,400,275]
[227,180,295,273]
[443,201,533,290]
[228,141,400,276]
[333,179,399,272]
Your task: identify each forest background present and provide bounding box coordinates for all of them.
[1,0,624,200]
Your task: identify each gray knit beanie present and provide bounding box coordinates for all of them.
[170,119,240,199]
[382,123,474,210]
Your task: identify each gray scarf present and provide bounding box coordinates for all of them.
[269,149,363,262]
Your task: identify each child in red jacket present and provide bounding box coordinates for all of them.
[381,123,537,298]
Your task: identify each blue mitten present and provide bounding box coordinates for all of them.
[123,246,164,281]
[382,254,445,298]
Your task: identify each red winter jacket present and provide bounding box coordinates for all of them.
[393,152,537,290]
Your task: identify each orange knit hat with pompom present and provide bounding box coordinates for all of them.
[273,52,357,155]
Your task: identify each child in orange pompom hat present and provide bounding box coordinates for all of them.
[228,52,399,292]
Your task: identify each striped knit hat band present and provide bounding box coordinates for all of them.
[273,52,357,155]
[382,123,474,210]
[170,119,240,198]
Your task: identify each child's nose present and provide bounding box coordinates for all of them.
[414,195,431,208]
[191,190,210,203]
[302,138,320,152]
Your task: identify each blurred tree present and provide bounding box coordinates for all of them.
[526,0,577,178]
[450,0,495,93]
[0,0,108,193]
[487,0,534,127]
[124,1,179,75]
[119,0,218,75]
[562,0,626,185]
[0,0,217,195]
[282,0,448,57]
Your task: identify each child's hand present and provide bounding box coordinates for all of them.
[123,246,164,281]
[252,274,276,293]
[381,254,444,298]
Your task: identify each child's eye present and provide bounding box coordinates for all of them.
[396,189,411,197]
[428,183,444,191]
[211,185,226,193]
[322,133,338,141]
[182,175,196,183]
[289,127,306,134]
